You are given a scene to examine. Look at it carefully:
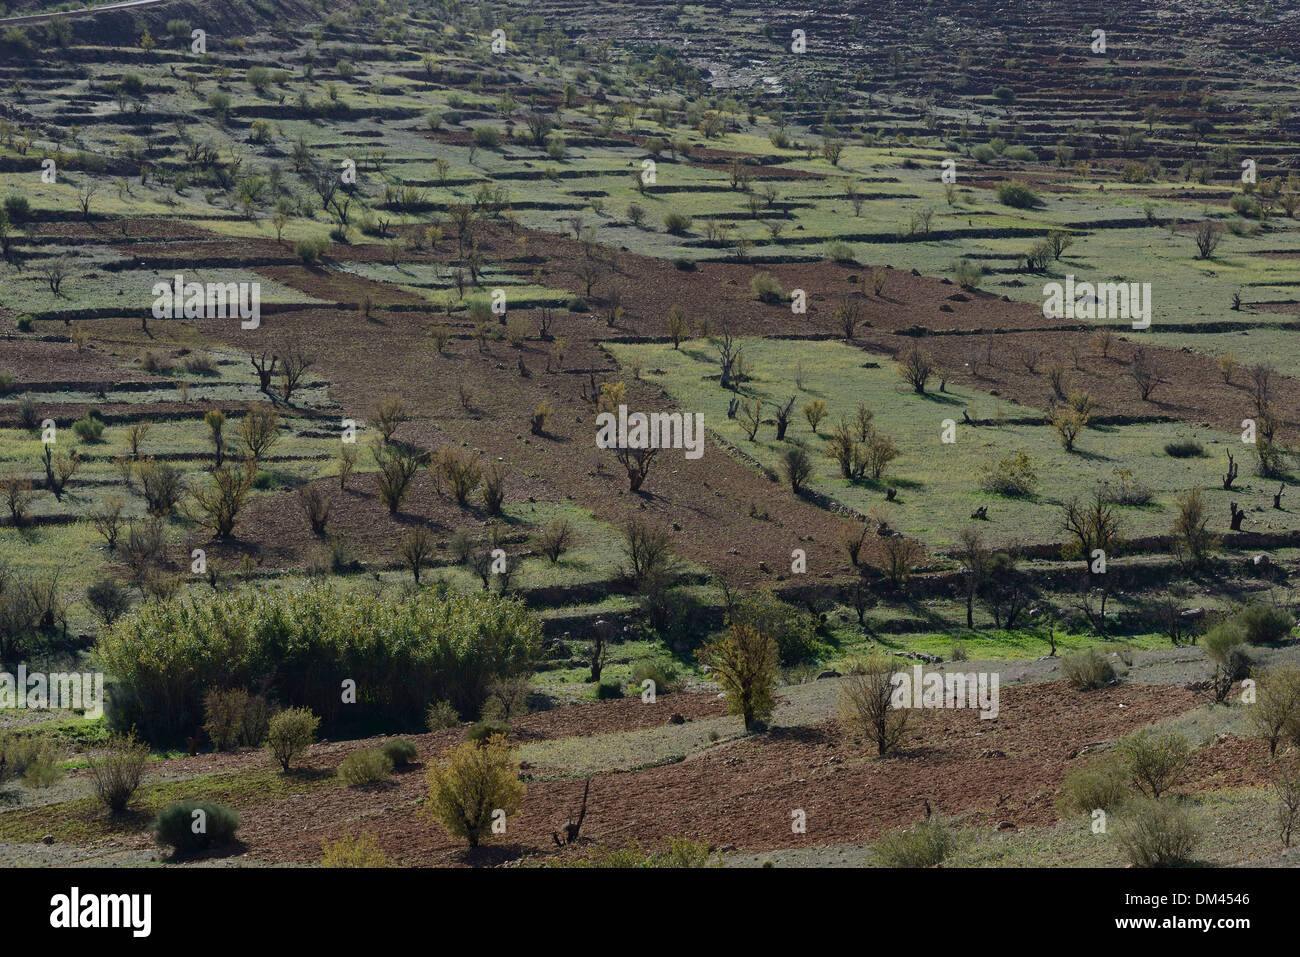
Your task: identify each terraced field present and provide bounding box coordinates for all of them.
[0,0,1299,888]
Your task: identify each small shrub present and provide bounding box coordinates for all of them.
[750,273,784,304]
[338,748,394,786]
[382,739,419,767]
[1203,621,1252,695]
[203,688,272,751]
[730,590,818,666]
[322,831,390,867]
[266,707,319,772]
[1164,438,1205,458]
[295,237,328,264]
[86,578,130,626]
[1119,730,1192,799]
[72,415,105,443]
[559,836,719,868]
[1057,756,1129,815]
[630,659,678,695]
[1237,603,1294,644]
[824,240,857,263]
[0,735,62,788]
[1114,798,1199,867]
[423,735,526,847]
[664,212,693,234]
[978,452,1038,498]
[472,125,501,148]
[426,700,461,731]
[997,181,1040,209]
[153,800,240,856]
[481,676,531,722]
[1062,648,1117,690]
[872,819,954,867]
[596,680,624,699]
[87,732,149,814]
[467,719,509,743]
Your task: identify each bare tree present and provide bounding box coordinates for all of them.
[715,325,741,391]
[1194,220,1224,259]
[839,656,910,755]
[614,446,658,492]
[277,338,315,405]
[1129,347,1162,401]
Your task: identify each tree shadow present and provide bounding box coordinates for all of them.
[458,843,527,867]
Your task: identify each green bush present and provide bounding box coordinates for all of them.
[596,681,624,700]
[3,195,32,223]
[295,237,328,264]
[467,719,509,742]
[978,452,1037,497]
[203,688,272,751]
[1203,621,1252,681]
[472,125,501,148]
[729,590,818,666]
[153,800,240,856]
[426,699,460,731]
[1119,730,1192,799]
[1163,439,1205,458]
[1057,756,1129,815]
[1114,798,1199,867]
[1229,193,1260,218]
[824,240,857,263]
[97,584,542,742]
[1062,648,1117,691]
[630,659,678,695]
[338,748,393,786]
[953,257,984,291]
[72,415,104,443]
[381,738,418,767]
[87,732,149,814]
[872,819,954,867]
[0,734,61,788]
[87,578,131,625]
[1236,603,1293,644]
[556,837,719,868]
[664,212,693,234]
[997,181,1040,209]
[266,707,319,772]
[749,273,784,304]
[322,831,389,867]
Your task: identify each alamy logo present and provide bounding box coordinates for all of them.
[0,666,104,719]
[595,404,704,460]
[50,887,151,937]
[890,665,999,719]
[151,274,261,329]
[1043,275,1151,329]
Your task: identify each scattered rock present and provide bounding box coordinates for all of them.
[896,651,942,664]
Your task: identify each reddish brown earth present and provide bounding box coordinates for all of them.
[48,680,1241,867]
[8,215,1300,583]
